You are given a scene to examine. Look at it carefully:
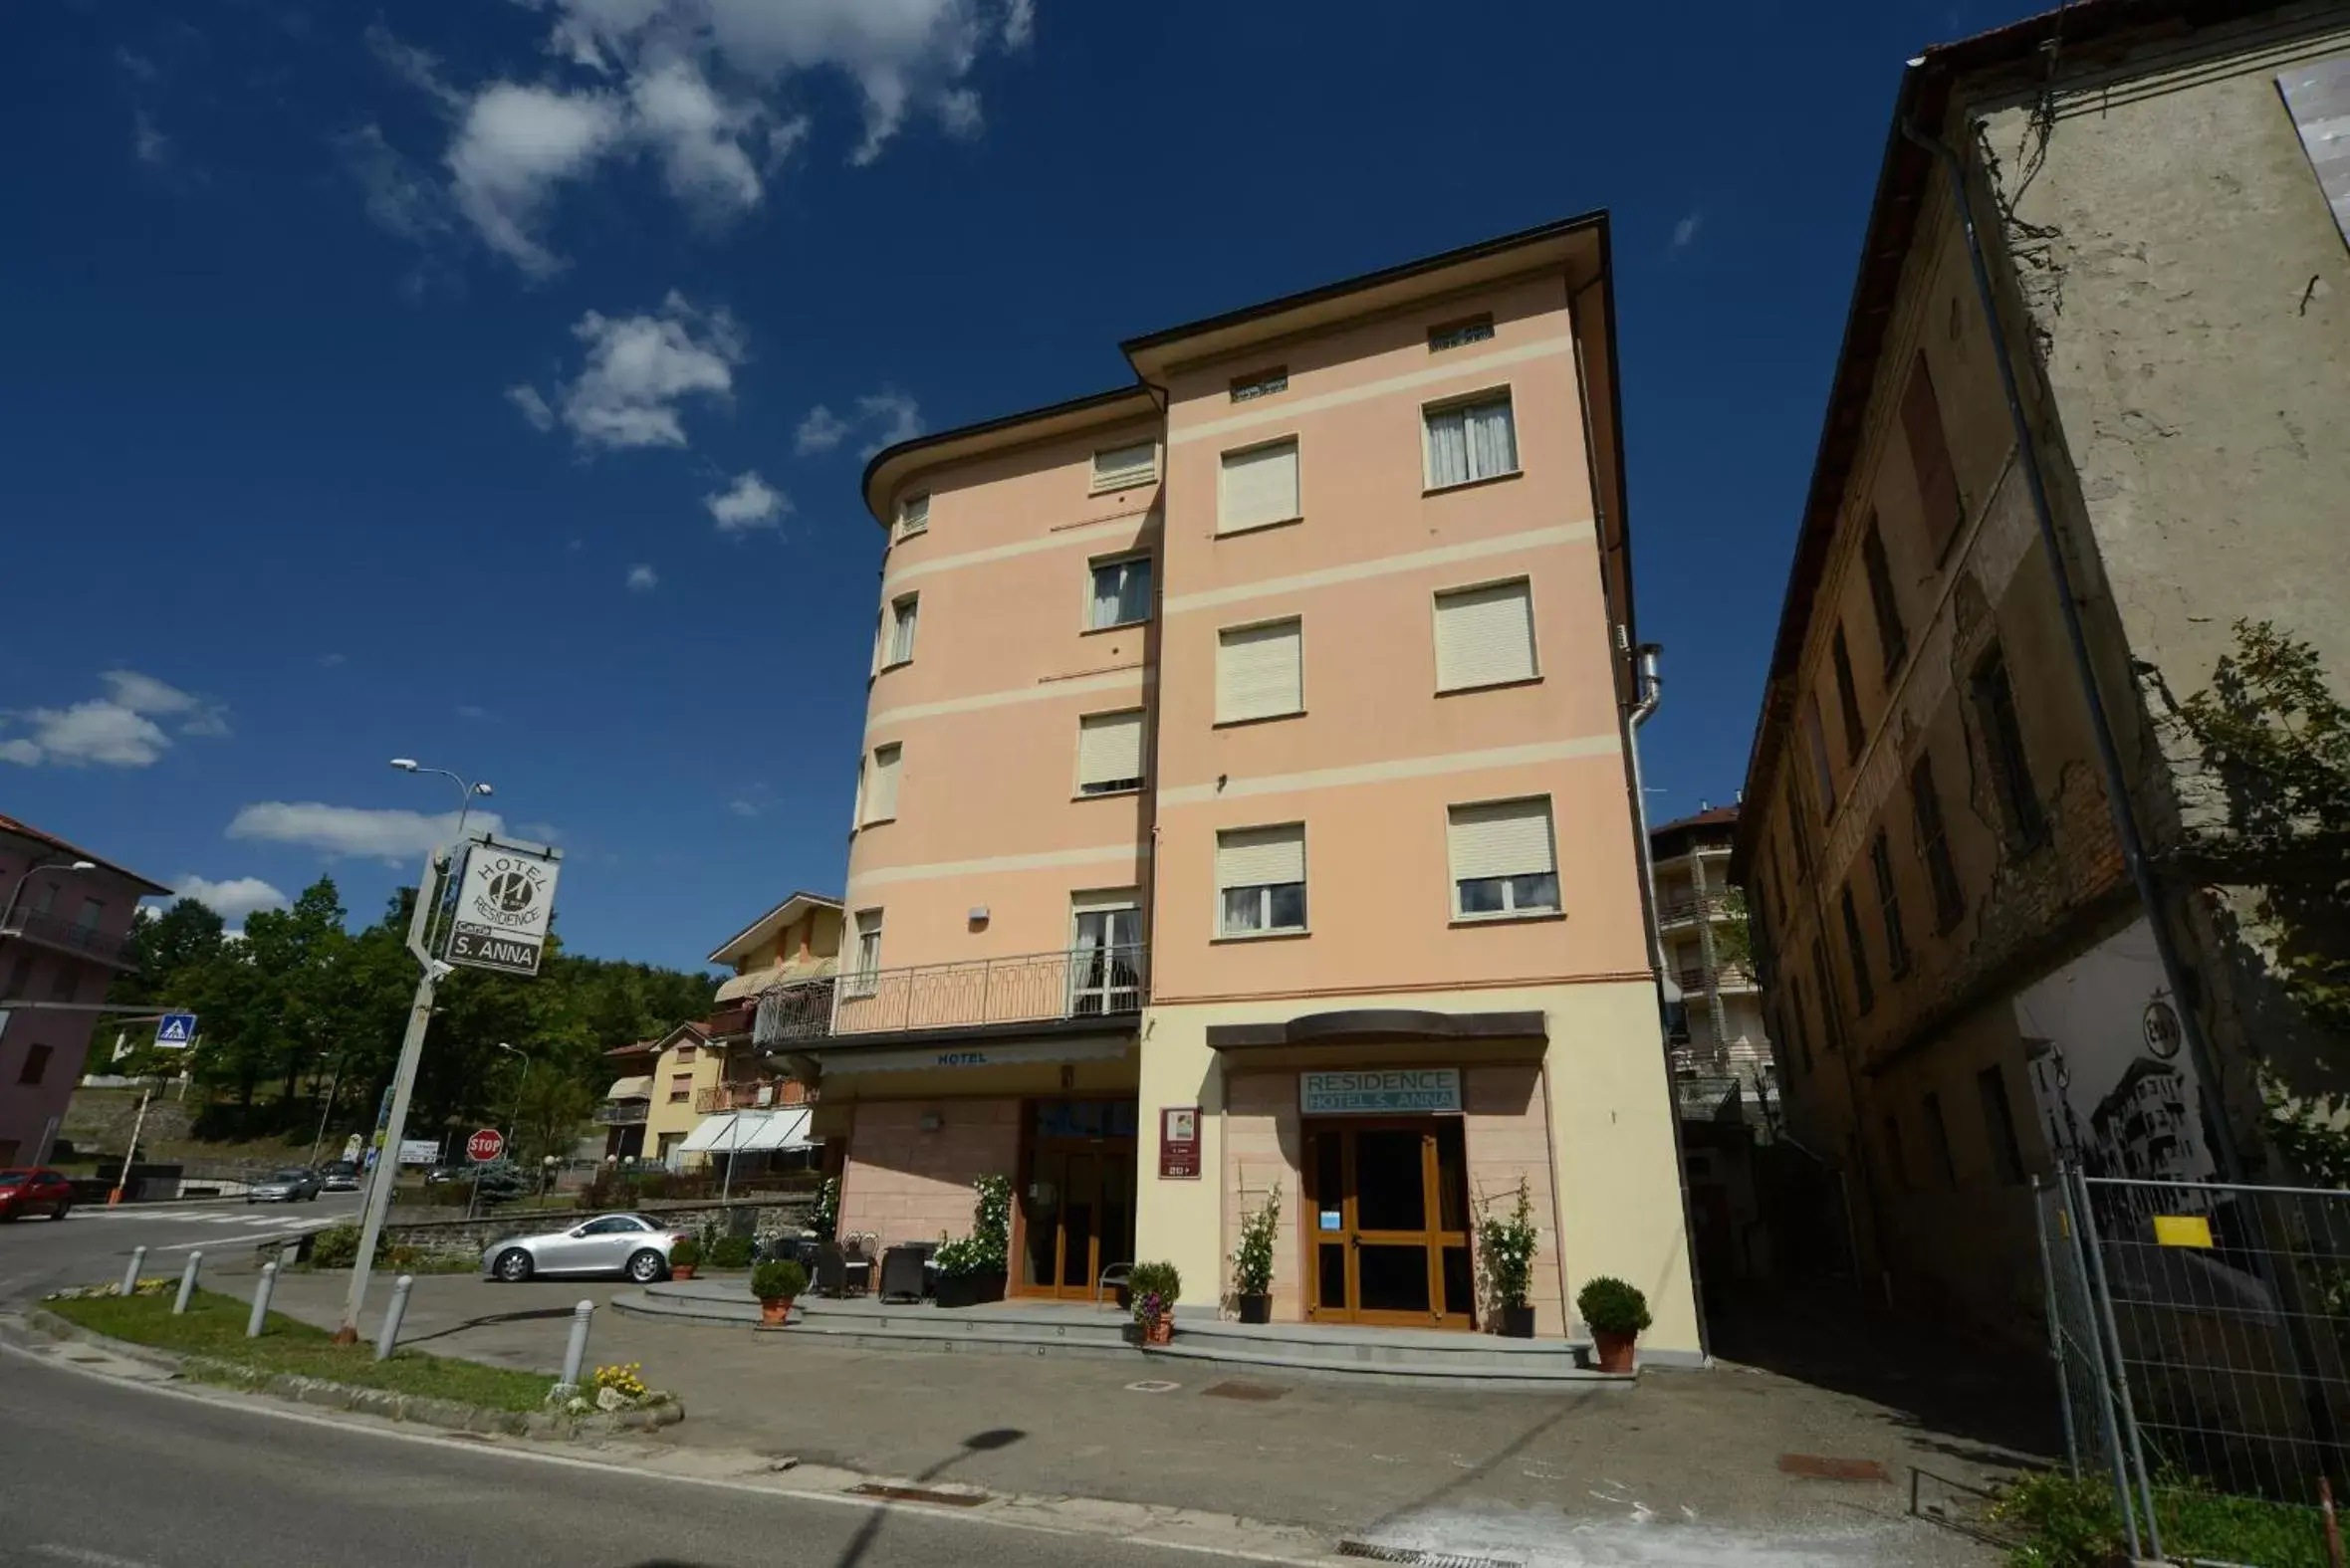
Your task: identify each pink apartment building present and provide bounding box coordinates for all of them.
[783,215,1700,1357]
[0,815,170,1168]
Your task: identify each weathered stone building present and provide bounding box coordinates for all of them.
[1735,0,2350,1334]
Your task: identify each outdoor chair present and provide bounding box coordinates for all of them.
[814,1241,850,1298]
[877,1245,927,1302]
[1095,1261,1133,1309]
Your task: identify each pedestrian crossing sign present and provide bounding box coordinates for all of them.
[154,1012,197,1048]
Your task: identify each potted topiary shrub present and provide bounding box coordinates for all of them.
[751,1257,808,1327]
[1576,1275,1652,1373]
[1230,1188,1280,1324]
[1477,1177,1539,1337]
[932,1175,1012,1308]
[1128,1260,1181,1345]
[667,1235,702,1281]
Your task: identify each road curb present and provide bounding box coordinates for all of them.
[1,1305,684,1442]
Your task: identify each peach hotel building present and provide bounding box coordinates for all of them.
[779,215,1700,1357]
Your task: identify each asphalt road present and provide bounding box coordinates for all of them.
[0,1351,1290,1568]
[0,1192,362,1302]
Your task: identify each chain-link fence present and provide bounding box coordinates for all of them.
[2035,1167,2350,1565]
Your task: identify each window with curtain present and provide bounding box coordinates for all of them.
[1432,578,1536,691]
[1216,824,1306,936]
[1088,555,1152,629]
[887,593,919,665]
[1423,393,1517,489]
[1091,441,1158,493]
[896,494,929,540]
[865,743,902,822]
[1218,438,1300,533]
[1447,797,1559,917]
[1075,710,1146,794]
[1216,619,1302,723]
[849,910,884,996]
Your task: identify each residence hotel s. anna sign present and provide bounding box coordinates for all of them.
[443,835,564,979]
[1298,1068,1463,1116]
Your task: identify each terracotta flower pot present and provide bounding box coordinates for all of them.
[672,1264,697,1280]
[1144,1314,1174,1346]
[760,1296,794,1327]
[1593,1329,1637,1373]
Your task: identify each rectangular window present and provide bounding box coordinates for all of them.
[1861,517,1908,673]
[1978,1064,2026,1185]
[1423,393,1517,489]
[864,743,902,823]
[1447,797,1560,919]
[1809,939,1836,1056]
[19,1043,52,1085]
[667,1073,692,1104]
[1428,314,1495,352]
[1785,975,1812,1074]
[1910,755,1966,932]
[1218,438,1300,534]
[1075,710,1146,795]
[1923,1090,1958,1186]
[1883,1114,1910,1191]
[1230,366,1288,402]
[886,593,919,666]
[1090,440,1158,493]
[674,1044,696,1064]
[1831,625,1866,763]
[75,898,104,931]
[1973,646,2045,847]
[1215,618,1303,723]
[33,883,56,915]
[896,493,929,541]
[49,965,77,1002]
[1803,694,1837,817]
[1069,890,1142,1014]
[849,910,884,996]
[1432,578,1537,692]
[4,955,28,1000]
[1901,353,1963,558]
[1869,829,1911,980]
[1216,824,1306,937]
[1839,882,1874,1014]
[1088,554,1152,629]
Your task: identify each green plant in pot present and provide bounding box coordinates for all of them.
[933,1175,1012,1308]
[1576,1275,1651,1373]
[708,1233,756,1270]
[1229,1187,1280,1324]
[751,1257,808,1327]
[667,1235,701,1280]
[1477,1177,1539,1338]
[1127,1260,1181,1345]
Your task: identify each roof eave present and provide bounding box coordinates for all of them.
[857,385,1161,529]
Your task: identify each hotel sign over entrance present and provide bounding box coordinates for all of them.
[1299,1068,1462,1116]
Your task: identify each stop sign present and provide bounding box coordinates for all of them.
[466,1128,506,1163]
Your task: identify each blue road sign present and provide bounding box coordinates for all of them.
[154,1012,197,1049]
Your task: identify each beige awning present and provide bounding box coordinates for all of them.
[715,963,834,1004]
[605,1075,653,1101]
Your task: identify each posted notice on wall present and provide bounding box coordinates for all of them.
[1159,1106,1201,1179]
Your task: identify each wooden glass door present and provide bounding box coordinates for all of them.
[1019,1143,1135,1300]
[1302,1119,1473,1329]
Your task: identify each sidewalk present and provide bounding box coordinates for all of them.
[254,1269,2036,1564]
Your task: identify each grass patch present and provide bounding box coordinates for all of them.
[1993,1467,2330,1568]
[48,1288,554,1414]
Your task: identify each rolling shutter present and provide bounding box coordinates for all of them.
[1218,439,1299,534]
[867,744,902,820]
[1216,620,1302,722]
[1216,824,1305,890]
[1433,580,1536,690]
[1447,798,1555,881]
[1075,710,1145,789]
[1092,441,1158,491]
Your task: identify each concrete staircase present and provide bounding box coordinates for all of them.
[611,1280,1625,1389]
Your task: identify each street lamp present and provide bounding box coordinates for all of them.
[388,759,494,844]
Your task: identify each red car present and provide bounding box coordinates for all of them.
[0,1168,75,1222]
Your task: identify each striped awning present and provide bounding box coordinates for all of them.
[679,1108,817,1154]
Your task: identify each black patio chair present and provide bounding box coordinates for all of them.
[814,1240,849,1298]
[878,1245,927,1302]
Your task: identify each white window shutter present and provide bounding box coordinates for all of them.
[1216,824,1305,889]
[1217,620,1302,722]
[1075,711,1145,788]
[1219,440,1299,534]
[1092,441,1157,491]
[868,745,902,820]
[1434,580,1536,690]
[1448,799,1556,881]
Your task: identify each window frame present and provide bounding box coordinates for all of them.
[848,910,884,997]
[1910,753,1967,932]
[1420,387,1520,493]
[1085,552,1154,632]
[1831,624,1866,764]
[1229,366,1288,402]
[1216,435,1303,537]
[863,742,902,826]
[19,1043,52,1085]
[1978,1064,2026,1186]
[884,592,919,668]
[1428,314,1496,352]
[1214,823,1308,940]
[1073,708,1147,797]
[1445,795,1561,922]
[1430,575,1540,694]
[1973,645,2047,849]
[1861,516,1909,675]
[1839,881,1875,1015]
[1089,439,1159,495]
[1922,1090,1959,1187]
[1869,828,1912,980]
[666,1073,693,1105]
[895,493,930,542]
[1213,615,1305,727]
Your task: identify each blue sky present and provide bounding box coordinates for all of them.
[2,0,2038,970]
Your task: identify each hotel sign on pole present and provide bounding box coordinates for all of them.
[1299,1068,1463,1116]
[444,836,564,978]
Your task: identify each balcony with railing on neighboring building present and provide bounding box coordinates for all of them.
[1655,891,1733,927]
[0,909,138,970]
[593,1100,648,1126]
[754,947,1145,1047]
[703,999,757,1040]
[1676,962,1759,996]
[693,1079,810,1115]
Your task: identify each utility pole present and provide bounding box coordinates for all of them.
[307,1053,345,1170]
[110,1084,154,1206]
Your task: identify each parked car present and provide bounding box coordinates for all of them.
[319,1160,360,1192]
[422,1165,471,1186]
[481,1213,683,1283]
[247,1167,324,1203]
[0,1169,74,1222]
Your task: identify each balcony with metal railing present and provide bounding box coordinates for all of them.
[692,1080,809,1114]
[1676,962,1759,996]
[1655,891,1732,927]
[592,1101,648,1126]
[754,946,1145,1048]
[0,908,139,970]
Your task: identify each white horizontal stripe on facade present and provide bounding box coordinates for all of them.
[1168,336,1576,448]
[867,667,1150,732]
[847,841,1151,892]
[1163,523,1593,617]
[1157,735,1620,809]
[881,515,1156,594]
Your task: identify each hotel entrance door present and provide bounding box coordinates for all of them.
[1302,1120,1474,1329]
[1016,1099,1137,1301]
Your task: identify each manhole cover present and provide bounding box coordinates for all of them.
[1202,1380,1289,1402]
[1125,1379,1181,1394]
[848,1482,988,1507]
[1337,1543,1522,1568]
[1777,1454,1890,1482]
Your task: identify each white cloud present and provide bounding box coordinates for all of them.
[344,124,453,244]
[705,470,787,533]
[727,797,761,818]
[507,383,557,432]
[100,670,198,716]
[856,389,924,456]
[0,739,42,766]
[626,563,659,591]
[175,875,290,923]
[2,670,227,767]
[629,57,766,217]
[937,87,982,139]
[1003,0,1036,48]
[364,21,463,111]
[1668,211,1703,256]
[133,112,168,167]
[226,801,506,864]
[447,82,626,276]
[794,404,849,455]
[557,291,743,449]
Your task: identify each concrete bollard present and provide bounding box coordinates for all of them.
[173,1251,203,1315]
[119,1245,147,1298]
[374,1274,415,1363]
[556,1298,594,1395]
[247,1261,277,1339]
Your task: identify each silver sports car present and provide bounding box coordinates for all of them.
[247,1168,324,1203]
[480,1213,684,1283]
